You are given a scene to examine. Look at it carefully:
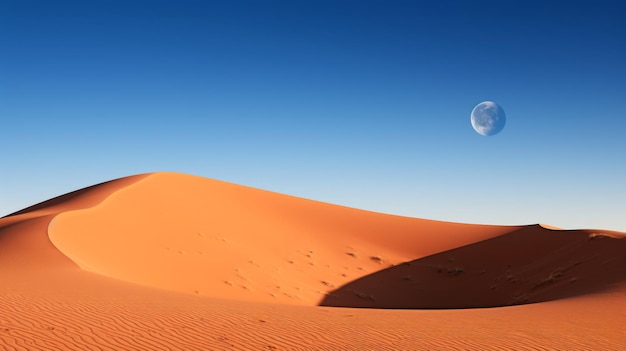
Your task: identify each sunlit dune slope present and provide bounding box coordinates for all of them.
[48,172,517,306]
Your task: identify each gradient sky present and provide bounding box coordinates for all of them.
[2,0,625,231]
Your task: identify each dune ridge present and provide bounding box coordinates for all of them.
[1,171,625,350]
[48,172,523,305]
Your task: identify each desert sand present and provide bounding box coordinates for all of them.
[1,172,624,350]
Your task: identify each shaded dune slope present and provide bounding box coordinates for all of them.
[32,172,625,308]
[321,226,626,308]
[0,174,149,272]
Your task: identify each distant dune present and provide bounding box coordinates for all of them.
[1,172,625,350]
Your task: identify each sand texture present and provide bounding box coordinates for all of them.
[1,172,625,350]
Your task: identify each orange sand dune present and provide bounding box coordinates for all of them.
[1,172,625,350]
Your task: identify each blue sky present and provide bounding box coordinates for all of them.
[2,0,625,231]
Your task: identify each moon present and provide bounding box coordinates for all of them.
[470,101,506,136]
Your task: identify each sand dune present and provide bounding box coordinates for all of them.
[1,172,625,350]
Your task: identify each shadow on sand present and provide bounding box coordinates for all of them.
[319,226,626,309]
